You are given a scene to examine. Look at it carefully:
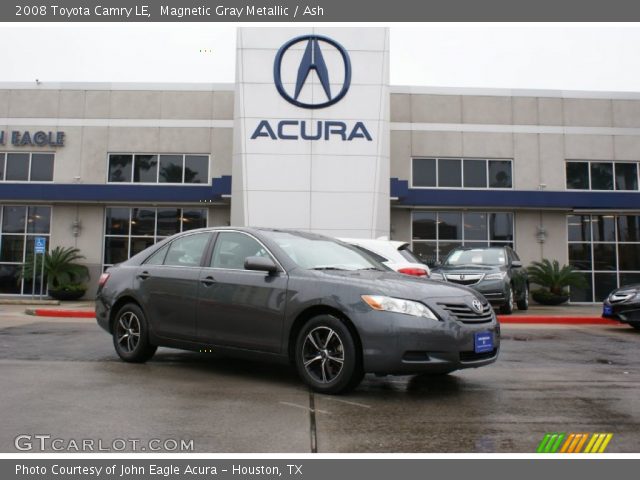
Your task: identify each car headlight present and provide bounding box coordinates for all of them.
[361,295,439,320]
[429,272,444,280]
[484,272,507,281]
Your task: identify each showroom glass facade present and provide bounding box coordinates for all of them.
[0,205,51,295]
[412,158,513,189]
[566,160,640,191]
[108,153,209,184]
[568,214,640,302]
[411,211,514,266]
[103,207,208,267]
[0,152,55,182]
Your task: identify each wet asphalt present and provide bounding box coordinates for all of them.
[0,310,639,453]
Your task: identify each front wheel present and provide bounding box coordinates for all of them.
[517,284,529,311]
[295,315,363,394]
[112,303,157,363]
[499,286,514,315]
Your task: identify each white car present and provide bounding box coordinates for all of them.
[339,238,430,278]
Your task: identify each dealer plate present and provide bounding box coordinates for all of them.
[474,332,494,353]
[603,305,613,317]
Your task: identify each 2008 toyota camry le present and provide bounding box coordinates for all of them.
[96,228,499,394]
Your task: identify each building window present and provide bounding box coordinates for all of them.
[107,153,210,184]
[0,205,52,295]
[412,158,512,189]
[411,211,514,266]
[103,207,208,267]
[568,214,640,303]
[566,160,640,191]
[0,153,54,182]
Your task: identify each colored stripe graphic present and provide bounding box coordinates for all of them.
[539,432,613,453]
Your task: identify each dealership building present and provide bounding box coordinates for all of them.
[1,27,640,302]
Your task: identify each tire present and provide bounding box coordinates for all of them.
[112,303,157,363]
[294,315,363,394]
[517,283,529,311]
[499,285,514,315]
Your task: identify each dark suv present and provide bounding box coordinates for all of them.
[429,246,529,314]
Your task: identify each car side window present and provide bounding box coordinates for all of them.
[210,232,271,270]
[163,233,211,267]
[144,243,169,265]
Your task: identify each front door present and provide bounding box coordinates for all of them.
[196,231,288,353]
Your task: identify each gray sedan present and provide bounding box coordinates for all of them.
[96,228,499,394]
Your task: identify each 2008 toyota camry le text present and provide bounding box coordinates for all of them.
[96,228,499,394]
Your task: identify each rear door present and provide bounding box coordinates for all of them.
[135,232,212,341]
[196,231,288,353]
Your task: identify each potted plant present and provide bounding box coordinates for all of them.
[526,259,588,305]
[22,246,89,301]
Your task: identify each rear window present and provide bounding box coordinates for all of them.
[353,245,388,263]
[398,245,422,263]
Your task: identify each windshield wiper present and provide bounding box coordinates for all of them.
[310,266,349,271]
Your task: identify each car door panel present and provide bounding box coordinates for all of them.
[196,231,288,353]
[197,269,288,352]
[134,232,212,341]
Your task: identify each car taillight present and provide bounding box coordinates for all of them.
[398,268,428,277]
[98,273,110,287]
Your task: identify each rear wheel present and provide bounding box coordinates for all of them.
[112,303,157,363]
[517,284,529,311]
[295,315,363,394]
[499,286,514,315]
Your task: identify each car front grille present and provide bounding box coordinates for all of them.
[438,302,494,323]
[460,348,498,362]
[444,273,484,286]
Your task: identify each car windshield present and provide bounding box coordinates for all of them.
[444,248,506,266]
[264,231,385,271]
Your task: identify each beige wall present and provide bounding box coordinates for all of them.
[390,93,640,191]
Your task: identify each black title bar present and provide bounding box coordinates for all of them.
[4,0,640,21]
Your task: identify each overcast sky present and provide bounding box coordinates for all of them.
[2,24,640,91]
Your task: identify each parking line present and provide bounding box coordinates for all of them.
[279,401,331,415]
[322,397,372,409]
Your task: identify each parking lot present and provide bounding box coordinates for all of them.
[0,306,639,453]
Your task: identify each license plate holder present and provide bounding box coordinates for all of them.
[603,305,613,317]
[474,332,493,353]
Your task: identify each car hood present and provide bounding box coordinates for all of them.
[303,269,482,301]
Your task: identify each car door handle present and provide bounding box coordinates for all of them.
[137,271,150,280]
[201,276,216,286]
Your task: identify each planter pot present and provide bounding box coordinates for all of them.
[531,290,569,306]
[48,289,86,301]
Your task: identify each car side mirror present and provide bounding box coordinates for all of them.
[244,256,278,274]
[511,260,523,268]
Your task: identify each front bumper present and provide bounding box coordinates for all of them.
[354,309,500,375]
[602,300,640,325]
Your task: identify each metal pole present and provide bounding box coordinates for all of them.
[39,252,45,301]
[31,254,36,300]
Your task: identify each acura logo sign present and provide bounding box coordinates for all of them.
[273,34,352,109]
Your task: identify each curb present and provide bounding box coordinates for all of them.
[25,309,96,318]
[23,309,618,325]
[497,316,618,325]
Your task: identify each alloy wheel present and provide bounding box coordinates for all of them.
[302,326,345,384]
[115,312,141,353]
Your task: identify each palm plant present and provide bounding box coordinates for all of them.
[22,246,89,290]
[526,259,587,295]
